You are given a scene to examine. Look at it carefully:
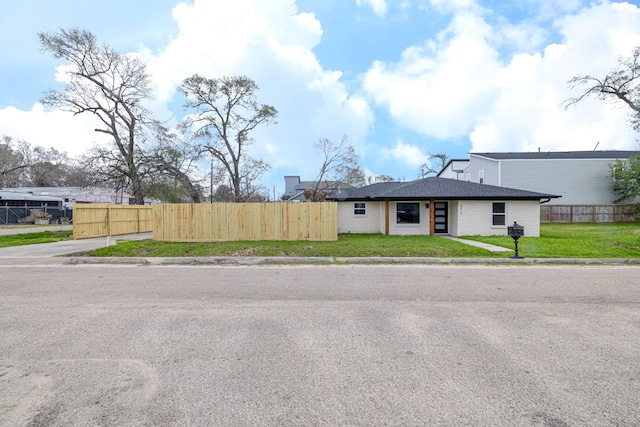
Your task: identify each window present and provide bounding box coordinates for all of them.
[354,202,366,216]
[478,170,484,184]
[397,203,420,224]
[466,173,471,181]
[492,202,506,226]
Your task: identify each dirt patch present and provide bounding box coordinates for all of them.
[232,247,255,256]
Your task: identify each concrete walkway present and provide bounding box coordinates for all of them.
[440,235,512,252]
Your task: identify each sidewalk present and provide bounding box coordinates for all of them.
[0,232,152,258]
[0,225,73,236]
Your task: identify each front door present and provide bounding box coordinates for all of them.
[433,201,448,234]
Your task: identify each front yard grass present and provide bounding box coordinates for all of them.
[3,223,636,258]
[88,233,503,258]
[463,222,640,258]
[0,230,73,248]
[87,222,640,258]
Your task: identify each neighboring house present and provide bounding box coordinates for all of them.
[283,176,354,201]
[329,177,560,237]
[437,150,640,205]
[436,159,470,180]
[1,187,132,209]
[0,190,65,224]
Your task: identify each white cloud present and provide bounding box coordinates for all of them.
[470,1,640,152]
[143,0,373,181]
[362,10,500,139]
[356,0,388,17]
[382,140,430,168]
[0,104,108,156]
[0,0,374,185]
[362,0,640,154]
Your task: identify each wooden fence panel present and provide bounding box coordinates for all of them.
[153,202,338,242]
[73,204,153,239]
[540,204,640,223]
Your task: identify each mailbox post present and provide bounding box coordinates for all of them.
[507,221,524,259]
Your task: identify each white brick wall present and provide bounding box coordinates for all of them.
[454,200,541,237]
[337,201,383,234]
[338,199,541,237]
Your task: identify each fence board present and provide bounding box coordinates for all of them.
[73,204,153,239]
[540,204,640,223]
[153,202,338,242]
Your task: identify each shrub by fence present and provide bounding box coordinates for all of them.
[73,204,153,239]
[153,202,338,242]
[540,204,640,223]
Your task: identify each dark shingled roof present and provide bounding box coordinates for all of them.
[471,150,640,160]
[329,177,560,201]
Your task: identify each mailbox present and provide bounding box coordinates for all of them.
[507,221,524,259]
[508,222,524,240]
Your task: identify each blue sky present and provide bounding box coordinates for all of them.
[2,0,640,197]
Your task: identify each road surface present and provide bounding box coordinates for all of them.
[1,264,638,426]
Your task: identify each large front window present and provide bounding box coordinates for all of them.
[397,203,420,224]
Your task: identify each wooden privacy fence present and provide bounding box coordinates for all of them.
[540,204,640,223]
[73,204,153,239]
[153,202,338,242]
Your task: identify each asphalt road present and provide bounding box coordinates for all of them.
[1,264,639,426]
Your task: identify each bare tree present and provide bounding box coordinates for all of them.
[1,135,91,188]
[146,130,205,203]
[419,152,449,178]
[366,174,397,184]
[305,136,366,202]
[25,146,70,187]
[563,47,640,130]
[38,27,155,204]
[0,136,31,187]
[179,75,277,202]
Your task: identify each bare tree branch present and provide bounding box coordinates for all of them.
[180,75,277,202]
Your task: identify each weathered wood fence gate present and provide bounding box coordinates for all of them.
[73,204,153,239]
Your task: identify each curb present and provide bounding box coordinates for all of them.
[57,256,640,266]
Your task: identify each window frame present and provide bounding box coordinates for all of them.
[353,202,366,216]
[492,202,506,227]
[396,202,420,224]
[478,170,484,184]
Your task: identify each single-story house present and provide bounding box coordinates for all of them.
[329,177,560,237]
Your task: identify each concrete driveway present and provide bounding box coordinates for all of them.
[0,229,152,258]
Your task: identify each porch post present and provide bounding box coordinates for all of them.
[429,198,435,236]
[385,200,390,235]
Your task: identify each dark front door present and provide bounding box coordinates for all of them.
[433,202,448,234]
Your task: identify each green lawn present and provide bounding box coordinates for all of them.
[463,222,640,258]
[0,230,73,248]
[86,222,640,258]
[88,233,502,258]
[2,223,637,258]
